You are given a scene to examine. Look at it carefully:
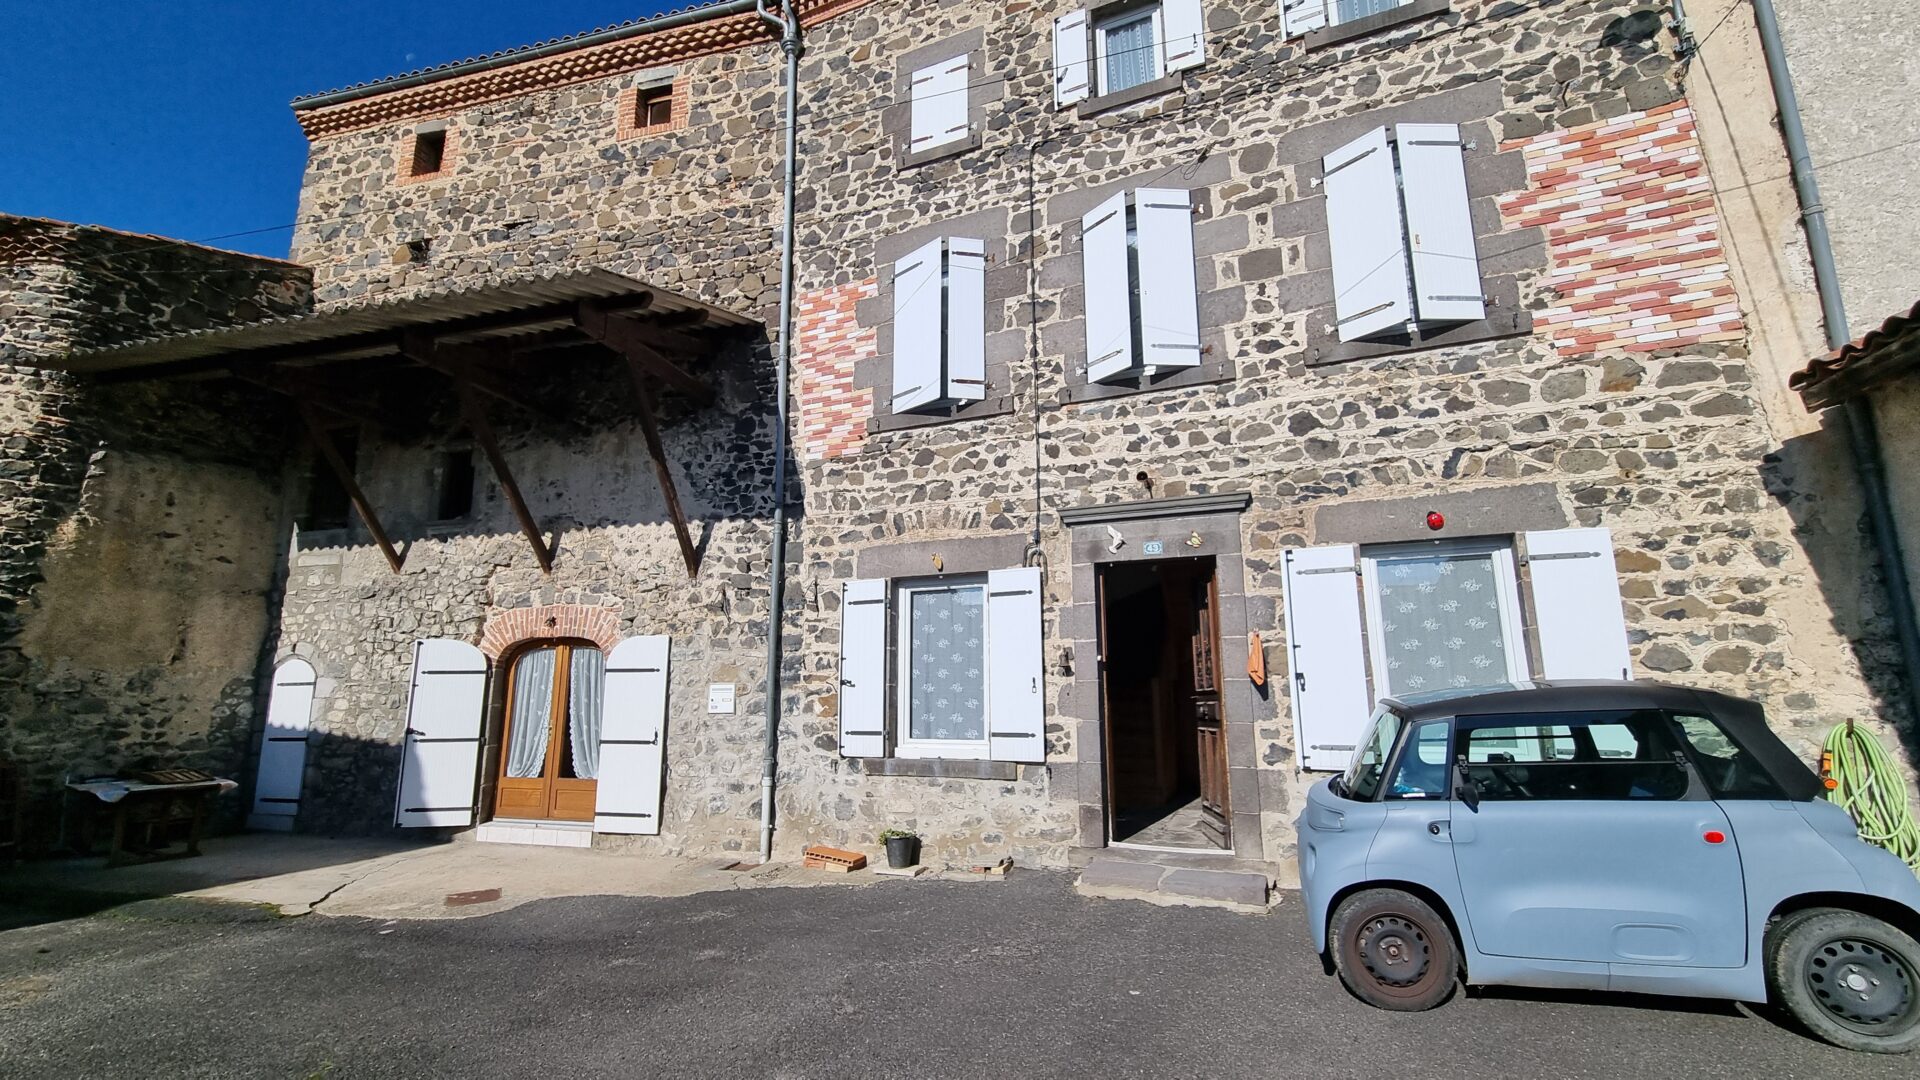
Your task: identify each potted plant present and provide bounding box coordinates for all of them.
[878,828,920,869]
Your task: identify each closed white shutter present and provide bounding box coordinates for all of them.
[891,237,944,414]
[1525,528,1633,681]
[1134,187,1202,372]
[1053,10,1092,107]
[1323,126,1413,342]
[909,56,969,154]
[1282,545,1372,772]
[1082,190,1137,382]
[594,635,671,835]
[248,657,316,830]
[1280,0,1330,37]
[394,639,488,828]
[1397,122,1486,324]
[839,578,889,757]
[986,566,1045,763]
[1162,0,1206,72]
[946,238,988,403]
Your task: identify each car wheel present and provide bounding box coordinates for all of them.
[1329,887,1460,1012]
[1768,908,1920,1054]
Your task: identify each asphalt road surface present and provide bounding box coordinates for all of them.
[0,872,1908,1079]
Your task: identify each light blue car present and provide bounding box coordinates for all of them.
[1296,680,1920,1053]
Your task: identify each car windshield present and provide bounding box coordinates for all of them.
[1342,703,1403,801]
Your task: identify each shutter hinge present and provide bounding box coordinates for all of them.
[1320,145,1378,180]
[1523,550,1602,564]
[1335,301,1396,326]
[1295,565,1358,576]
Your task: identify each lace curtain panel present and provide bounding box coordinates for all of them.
[1374,551,1510,695]
[1102,12,1158,93]
[505,647,557,778]
[907,586,986,742]
[568,648,605,780]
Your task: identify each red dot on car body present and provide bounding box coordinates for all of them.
[1703,831,1726,844]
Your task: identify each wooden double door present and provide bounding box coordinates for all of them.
[496,640,604,822]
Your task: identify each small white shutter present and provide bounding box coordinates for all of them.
[908,55,969,153]
[1323,126,1413,342]
[839,578,888,757]
[986,566,1046,763]
[249,657,316,829]
[946,237,988,403]
[1282,545,1371,772]
[1082,190,1137,382]
[1525,528,1633,681]
[891,236,945,414]
[1053,10,1092,107]
[1134,187,1202,372]
[1280,0,1330,37]
[1162,0,1206,72]
[594,635,670,835]
[1397,122,1486,324]
[394,638,488,828]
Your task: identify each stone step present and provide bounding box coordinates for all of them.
[1074,857,1271,912]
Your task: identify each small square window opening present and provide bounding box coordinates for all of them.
[637,85,674,129]
[433,449,475,521]
[410,129,447,177]
[302,430,358,531]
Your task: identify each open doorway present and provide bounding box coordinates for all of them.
[1098,556,1230,851]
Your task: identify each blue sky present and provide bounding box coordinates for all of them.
[0,1,675,259]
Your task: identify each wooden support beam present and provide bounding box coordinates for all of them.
[455,381,554,575]
[574,303,713,405]
[397,332,570,429]
[229,365,395,431]
[623,357,701,578]
[297,403,405,574]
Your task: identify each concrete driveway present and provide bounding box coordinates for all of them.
[0,870,1905,1079]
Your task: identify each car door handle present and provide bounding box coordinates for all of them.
[1427,820,1451,842]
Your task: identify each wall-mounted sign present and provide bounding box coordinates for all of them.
[1142,540,1165,556]
[707,683,737,715]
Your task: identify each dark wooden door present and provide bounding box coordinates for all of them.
[1190,568,1230,841]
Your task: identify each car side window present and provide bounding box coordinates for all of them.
[1459,710,1689,802]
[1385,720,1450,800]
[1670,712,1789,799]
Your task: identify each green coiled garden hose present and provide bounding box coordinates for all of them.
[1823,721,1920,875]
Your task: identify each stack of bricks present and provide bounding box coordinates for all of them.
[794,278,877,462]
[1500,102,1745,357]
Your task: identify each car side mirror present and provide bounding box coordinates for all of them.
[1453,758,1480,812]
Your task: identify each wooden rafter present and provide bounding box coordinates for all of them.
[229,365,396,431]
[398,332,568,428]
[296,402,405,574]
[623,358,701,578]
[453,380,555,575]
[574,302,713,405]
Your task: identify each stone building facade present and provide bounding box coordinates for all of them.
[6,0,1908,872]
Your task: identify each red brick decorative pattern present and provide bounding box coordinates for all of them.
[479,603,622,659]
[1499,102,1744,356]
[795,277,876,462]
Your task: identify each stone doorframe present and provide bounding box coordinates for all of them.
[1058,493,1263,860]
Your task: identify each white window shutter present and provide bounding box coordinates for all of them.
[1162,0,1206,72]
[394,639,488,828]
[839,578,888,757]
[594,635,671,835]
[248,657,315,830]
[1280,0,1330,37]
[1053,10,1092,107]
[908,55,969,153]
[1134,187,1202,372]
[1082,190,1137,382]
[986,566,1046,763]
[1323,126,1413,342]
[1397,122,1486,324]
[1282,545,1371,772]
[946,237,988,403]
[891,236,945,414]
[1525,528,1633,681]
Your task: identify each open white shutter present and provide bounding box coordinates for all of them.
[1134,187,1202,372]
[594,635,670,835]
[839,578,888,757]
[1397,122,1486,324]
[248,657,315,830]
[394,639,487,828]
[1525,528,1633,681]
[891,237,944,414]
[1280,0,1330,37]
[1082,190,1137,382]
[1162,0,1206,72]
[1282,545,1371,772]
[909,55,969,153]
[1053,10,1092,107]
[946,238,988,403]
[986,566,1045,763]
[1324,126,1413,342]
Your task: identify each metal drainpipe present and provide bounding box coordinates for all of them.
[1751,0,1920,723]
[756,0,801,865]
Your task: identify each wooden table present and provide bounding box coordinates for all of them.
[66,778,236,867]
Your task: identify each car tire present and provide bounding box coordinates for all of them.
[1768,907,1920,1054]
[1329,887,1460,1012]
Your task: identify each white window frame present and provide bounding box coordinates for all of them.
[1359,537,1531,703]
[1093,2,1165,96]
[892,575,993,760]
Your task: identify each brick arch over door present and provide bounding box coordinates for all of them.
[478,604,622,660]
